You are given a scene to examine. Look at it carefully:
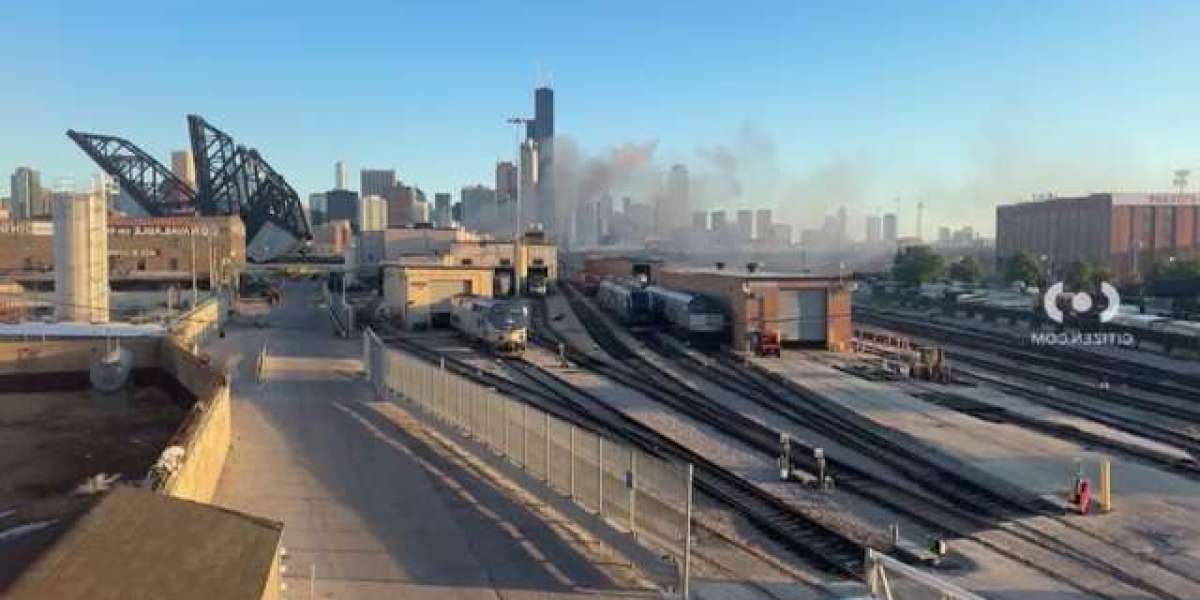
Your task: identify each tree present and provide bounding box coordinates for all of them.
[1064,260,1093,291]
[892,245,944,286]
[948,256,982,283]
[1149,258,1200,282]
[1003,251,1043,286]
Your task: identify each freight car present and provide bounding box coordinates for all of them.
[450,296,529,356]
[596,279,656,326]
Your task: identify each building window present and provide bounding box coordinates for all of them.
[137,259,147,271]
[169,258,179,271]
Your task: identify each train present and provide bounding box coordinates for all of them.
[449,295,529,356]
[645,286,728,342]
[593,279,730,344]
[596,279,656,326]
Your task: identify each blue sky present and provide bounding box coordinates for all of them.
[3,1,1199,234]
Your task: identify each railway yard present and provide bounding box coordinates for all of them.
[370,276,1200,600]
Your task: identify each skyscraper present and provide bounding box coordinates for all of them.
[171,151,196,189]
[495,162,518,205]
[711,210,728,232]
[866,215,882,244]
[335,161,348,190]
[530,86,555,238]
[736,210,753,242]
[519,139,539,234]
[361,169,396,199]
[883,213,898,243]
[663,164,689,232]
[836,206,848,245]
[460,185,496,232]
[434,192,452,227]
[754,209,772,240]
[10,167,41,220]
[308,192,327,226]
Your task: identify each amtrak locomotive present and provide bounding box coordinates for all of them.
[450,296,529,356]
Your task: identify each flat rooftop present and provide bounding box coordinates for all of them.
[0,388,187,530]
[3,486,281,600]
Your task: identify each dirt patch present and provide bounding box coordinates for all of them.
[0,388,188,513]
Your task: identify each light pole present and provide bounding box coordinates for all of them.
[506,117,532,297]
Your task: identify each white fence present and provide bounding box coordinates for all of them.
[363,328,694,594]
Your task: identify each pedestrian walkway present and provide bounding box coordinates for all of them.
[209,280,657,599]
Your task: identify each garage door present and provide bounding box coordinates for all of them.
[797,290,827,342]
[777,290,801,341]
[430,279,472,312]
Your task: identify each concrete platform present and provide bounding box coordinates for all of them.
[206,280,659,600]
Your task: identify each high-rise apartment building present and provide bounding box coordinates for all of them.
[754,209,772,240]
[171,151,196,189]
[883,213,898,243]
[10,167,41,220]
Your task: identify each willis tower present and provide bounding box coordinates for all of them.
[525,87,555,238]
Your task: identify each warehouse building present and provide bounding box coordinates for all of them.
[996,193,1200,280]
[360,227,558,293]
[382,264,495,329]
[658,266,853,352]
[0,216,245,284]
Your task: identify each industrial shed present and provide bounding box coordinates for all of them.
[658,266,853,352]
[382,264,494,329]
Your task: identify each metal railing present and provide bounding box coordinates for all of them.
[363,328,694,595]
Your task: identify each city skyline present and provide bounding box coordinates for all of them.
[3,1,1200,236]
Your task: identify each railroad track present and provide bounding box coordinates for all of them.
[853,309,1200,459]
[382,331,871,578]
[554,284,1200,599]
[855,305,1200,402]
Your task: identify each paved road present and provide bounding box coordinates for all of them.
[210,280,656,599]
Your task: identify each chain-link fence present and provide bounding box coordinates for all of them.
[363,328,693,590]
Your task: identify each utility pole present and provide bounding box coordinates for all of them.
[190,211,198,308]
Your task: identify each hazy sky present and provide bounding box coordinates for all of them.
[3,0,1198,236]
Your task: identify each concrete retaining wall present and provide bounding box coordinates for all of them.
[153,339,231,503]
[0,337,161,391]
[171,296,222,347]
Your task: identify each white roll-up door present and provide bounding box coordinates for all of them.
[777,290,801,341]
[797,290,827,342]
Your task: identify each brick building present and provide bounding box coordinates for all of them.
[996,193,1200,280]
[658,266,853,352]
[0,216,244,283]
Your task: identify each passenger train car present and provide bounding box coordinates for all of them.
[450,296,529,356]
[646,286,728,345]
[596,279,656,326]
